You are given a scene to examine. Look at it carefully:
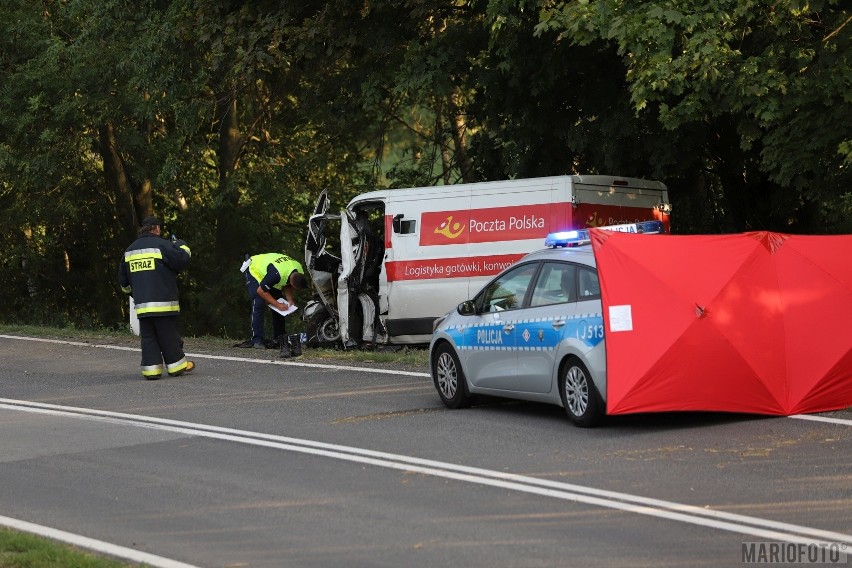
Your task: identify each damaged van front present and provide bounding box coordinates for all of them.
[303,189,387,348]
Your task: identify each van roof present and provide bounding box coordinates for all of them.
[347,175,667,207]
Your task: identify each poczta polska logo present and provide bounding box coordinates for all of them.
[434,215,465,240]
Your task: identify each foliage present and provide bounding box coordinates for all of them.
[0,0,849,333]
[536,0,852,231]
[0,0,377,335]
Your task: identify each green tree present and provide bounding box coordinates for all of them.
[537,0,852,232]
[0,0,136,326]
[0,0,377,333]
[2,0,849,336]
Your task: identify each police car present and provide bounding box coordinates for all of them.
[428,221,663,427]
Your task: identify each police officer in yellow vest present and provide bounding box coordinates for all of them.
[241,252,307,357]
[118,216,194,379]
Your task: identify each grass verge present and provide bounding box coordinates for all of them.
[0,527,131,568]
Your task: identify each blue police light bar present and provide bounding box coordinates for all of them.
[545,220,664,248]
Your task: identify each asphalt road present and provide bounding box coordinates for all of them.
[0,334,850,568]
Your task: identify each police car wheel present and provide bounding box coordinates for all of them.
[560,359,602,427]
[432,343,472,409]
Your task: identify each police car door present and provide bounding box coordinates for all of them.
[574,263,606,383]
[463,261,540,390]
[515,262,581,393]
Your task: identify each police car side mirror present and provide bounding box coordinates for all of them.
[457,300,476,316]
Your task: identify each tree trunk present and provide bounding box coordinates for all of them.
[136,178,153,221]
[447,88,474,183]
[98,122,138,242]
[213,94,245,263]
[435,100,452,185]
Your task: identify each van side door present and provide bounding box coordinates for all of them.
[337,209,358,345]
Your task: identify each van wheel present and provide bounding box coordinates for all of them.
[432,343,471,409]
[560,359,603,427]
[317,318,341,343]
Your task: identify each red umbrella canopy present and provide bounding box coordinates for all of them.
[591,229,852,416]
[770,235,852,413]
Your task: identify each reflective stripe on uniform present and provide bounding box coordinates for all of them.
[121,286,132,293]
[167,358,187,374]
[180,244,191,257]
[124,248,163,261]
[141,364,163,377]
[135,301,180,315]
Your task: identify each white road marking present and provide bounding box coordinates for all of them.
[2,332,851,558]
[0,334,430,377]
[790,414,852,427]
[0,513,199,568]
[1,398,850,549]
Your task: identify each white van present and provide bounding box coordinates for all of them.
[303,175,670,347]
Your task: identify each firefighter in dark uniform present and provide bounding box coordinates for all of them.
[240,252,307,357]
[118,216,194,379]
